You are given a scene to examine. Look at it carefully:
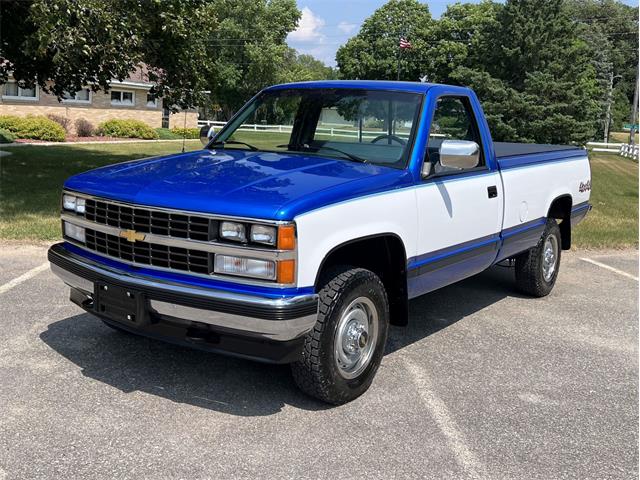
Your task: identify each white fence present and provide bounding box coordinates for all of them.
[199,121,639,160]
[197,120,411,141]
[620,144,639,160]
[586,141,639,160]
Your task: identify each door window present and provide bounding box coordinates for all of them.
[427,96,483,168]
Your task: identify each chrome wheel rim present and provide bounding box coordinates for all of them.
[542,235,558,282]
[334,297,378,379]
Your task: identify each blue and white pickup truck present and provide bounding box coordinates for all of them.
[49,80,591,404]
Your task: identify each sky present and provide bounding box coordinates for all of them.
[286,0,640,67]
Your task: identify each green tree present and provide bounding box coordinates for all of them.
[279,52,337,83]
[206,0,300,119]
[336,0,433,81]
[0,0,219,109]
[0,0,302,113]
[565,0,639,136]
[429,1,502,83]
[449,0,601,143]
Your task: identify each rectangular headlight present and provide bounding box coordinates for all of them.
[62,194,86,214]
[64,221,86,243]
[214,255,276,280]
[220,221,246,243]
[250,225,276,246]
[75,197,86,214]
[63,194,77,211]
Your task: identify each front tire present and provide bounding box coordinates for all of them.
[291,267,389,405]
[515,218,562,297]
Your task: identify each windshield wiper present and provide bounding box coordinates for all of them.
[209,140,258,151]
[281,144,368,164]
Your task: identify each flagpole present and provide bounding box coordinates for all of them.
[397,21,407,81]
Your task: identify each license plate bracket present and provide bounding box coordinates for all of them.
[95,282,147,327]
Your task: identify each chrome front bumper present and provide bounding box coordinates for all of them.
[48,243,318,361]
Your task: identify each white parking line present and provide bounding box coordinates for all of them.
[0,262,50,295]
[403,357,487,480]
[579,258,639,282]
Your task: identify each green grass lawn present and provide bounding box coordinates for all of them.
[0,141,202,241]
[608,131,634,143]
[572,152,638,249]
[0,143,637,248]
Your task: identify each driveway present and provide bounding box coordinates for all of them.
[0,244,637,479]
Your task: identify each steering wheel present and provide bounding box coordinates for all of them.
[371,134,407,146]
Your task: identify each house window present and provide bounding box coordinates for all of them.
[62,89,91,104]
[2,81,38,101]
[110,90,134,106]
[146,94,157,108]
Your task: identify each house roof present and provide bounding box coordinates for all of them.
[123,64,154,84]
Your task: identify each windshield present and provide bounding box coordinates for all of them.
[210,88,423,168]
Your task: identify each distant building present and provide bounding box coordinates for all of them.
[0,66,198,134]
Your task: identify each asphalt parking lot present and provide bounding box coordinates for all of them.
[0,244,637,479]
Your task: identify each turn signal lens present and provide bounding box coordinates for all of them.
[277,259,295,284]
[277,225,296,250]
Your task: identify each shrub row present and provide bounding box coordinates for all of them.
[171,127,200,139]
[155,128,182,140]
[0,128,16,143]
[75,118,95,137]
[0,116,179,141]
[97,119,159,139]
[0,115,66,142]
[46,114,96,137]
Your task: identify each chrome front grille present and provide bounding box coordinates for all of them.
[85,228,211,274]
[62,192,296,286]
[84,198,215,241]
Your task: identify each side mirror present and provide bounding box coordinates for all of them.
[439,139,480,170]
[200,124,213,146]
[420,161,432,178]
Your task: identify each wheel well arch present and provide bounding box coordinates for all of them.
[547,194,572,250]
[314,233,409,326]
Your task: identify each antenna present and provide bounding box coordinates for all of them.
[181,110,187,153]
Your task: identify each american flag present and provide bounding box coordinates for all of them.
[399,37,412,49]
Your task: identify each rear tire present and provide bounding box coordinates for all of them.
[291,267,389,405]
[515,218,561,297]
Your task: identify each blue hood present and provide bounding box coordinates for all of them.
[64,149,413,220]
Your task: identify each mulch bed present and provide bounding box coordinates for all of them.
[14,136,144,143]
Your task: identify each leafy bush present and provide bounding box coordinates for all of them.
[75,118,95,137]
[0,115,66,141]
[155,127,182,140]
[97,119,159,139]
[46,114,71,133]
[0,128,16,143]
[0,115,25,134]
[171,127,200,139]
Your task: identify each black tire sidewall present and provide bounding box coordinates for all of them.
[321,271,389,397]
[538,222,562,290]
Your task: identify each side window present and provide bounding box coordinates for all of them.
[427,96,484,168]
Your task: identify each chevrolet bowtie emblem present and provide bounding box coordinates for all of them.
[119,229,146,243]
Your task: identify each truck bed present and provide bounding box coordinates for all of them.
[494,142,582,158]
[495,142,586,170]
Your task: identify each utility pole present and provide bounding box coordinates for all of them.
[604,72,622,143]
[629,68,638,147]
